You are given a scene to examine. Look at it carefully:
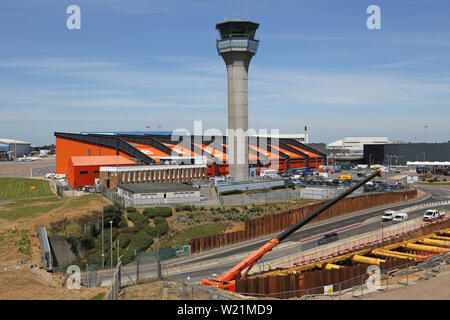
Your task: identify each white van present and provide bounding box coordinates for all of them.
[392,212,408,222]
[423,209,445,222]
[382,210,396,222]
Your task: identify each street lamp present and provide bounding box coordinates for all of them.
[109,220,113,269]
[101,208,104,268]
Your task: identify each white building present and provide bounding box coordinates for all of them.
[0,139,31,158]
[327,137,389,153]
[118,183,201,207]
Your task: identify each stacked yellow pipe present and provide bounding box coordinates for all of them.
[324,263,341,270]
[404,243,449,253]
[432,235,450,241]
[420,238,450,247]
[352,255,385,266]
[371,249,418,260]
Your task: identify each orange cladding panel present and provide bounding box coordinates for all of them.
[56,137,133,176]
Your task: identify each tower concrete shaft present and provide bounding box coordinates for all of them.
[216,19,259,181]
[222,52,252,181]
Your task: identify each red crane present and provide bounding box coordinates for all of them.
[202,170,382,291]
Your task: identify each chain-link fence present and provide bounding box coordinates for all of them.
[105,263,122,300]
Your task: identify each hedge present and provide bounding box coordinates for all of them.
[125,206,137,213]
[143,207,172,218]
[220,189,243,196]
[129,231,154,252]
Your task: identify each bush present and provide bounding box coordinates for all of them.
[271,185,286,190]
[103,204,123,227]
[142,225,159,237]
[116,232,133,249]
[212,217,221,222]
[143,207,172,218]
[129,231,154,252]
[65,223,83,237]
[154,220,169,236]
[220,189,243,196]
[127,212,149,230]
[125,206,137,213]
[153,216,166,225]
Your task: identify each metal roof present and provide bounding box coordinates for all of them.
[0,139,30,145]
[70,156,138,166]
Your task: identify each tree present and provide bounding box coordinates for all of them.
[103,204,123,227]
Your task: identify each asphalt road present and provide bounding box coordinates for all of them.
[90,185,449,286]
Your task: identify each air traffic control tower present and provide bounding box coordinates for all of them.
[216,19,260,181]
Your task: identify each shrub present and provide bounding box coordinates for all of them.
[125,206,137,213]
[143,207,172,218]
[142,225,159,238]
[65,223,83,237]
[116,232,133,249]
[220,189,243,196]
[103,204,123,227]
[212,217,221,222]
[129,231,154,252]
[271,185,286,190]
[153,216,166,225]
[127,212,149,230]
[154,220,169,236]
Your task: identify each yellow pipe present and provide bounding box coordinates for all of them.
[324,263,342,270]
[432,235,450,241]
[378,250,421,259]
[371,250,415,260]
[404,243,449,253]
[420,238,450,247]
[352,255,385,266]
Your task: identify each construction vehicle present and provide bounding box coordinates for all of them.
[201,169,382,291]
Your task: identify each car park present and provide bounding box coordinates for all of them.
[392,212,408,222]
[318,232,339,246]
[423,209,446,222]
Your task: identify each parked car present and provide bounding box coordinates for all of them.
[392,212,408,222]
[423,209,446,222]
[200,195,207,201]
[382,210,397,222]
[318,232,339,246]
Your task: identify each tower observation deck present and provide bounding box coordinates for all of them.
[216,19,260,181]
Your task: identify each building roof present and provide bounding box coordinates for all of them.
[0,139,30,145]
[70,155,138,167]
[118,183,198,193]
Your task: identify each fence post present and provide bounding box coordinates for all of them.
[136,256,140,283]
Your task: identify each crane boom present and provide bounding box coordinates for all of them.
[202,169,381,291]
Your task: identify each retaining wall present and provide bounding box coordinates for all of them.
[190,190,417,253]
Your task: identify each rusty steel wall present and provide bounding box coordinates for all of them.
[235,259,407,298]
[190,190,418,253]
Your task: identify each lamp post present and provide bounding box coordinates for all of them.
[109,220,113,269]
[101,208,104,268]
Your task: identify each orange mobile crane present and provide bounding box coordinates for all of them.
[202,170,382,291]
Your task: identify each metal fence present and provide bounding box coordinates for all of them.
[106,263,122,300]
[233,252,449,300]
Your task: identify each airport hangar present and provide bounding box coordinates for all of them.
[54,132,326,188]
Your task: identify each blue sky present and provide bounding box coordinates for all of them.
[0,0,449,145]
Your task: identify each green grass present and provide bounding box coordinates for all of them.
[0,178,54,200]
[0,179,107,221]
[0,202,62,221]
[160,223,231,248]
[90,293,105,300]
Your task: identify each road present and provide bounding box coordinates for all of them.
[91,185,449,287]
